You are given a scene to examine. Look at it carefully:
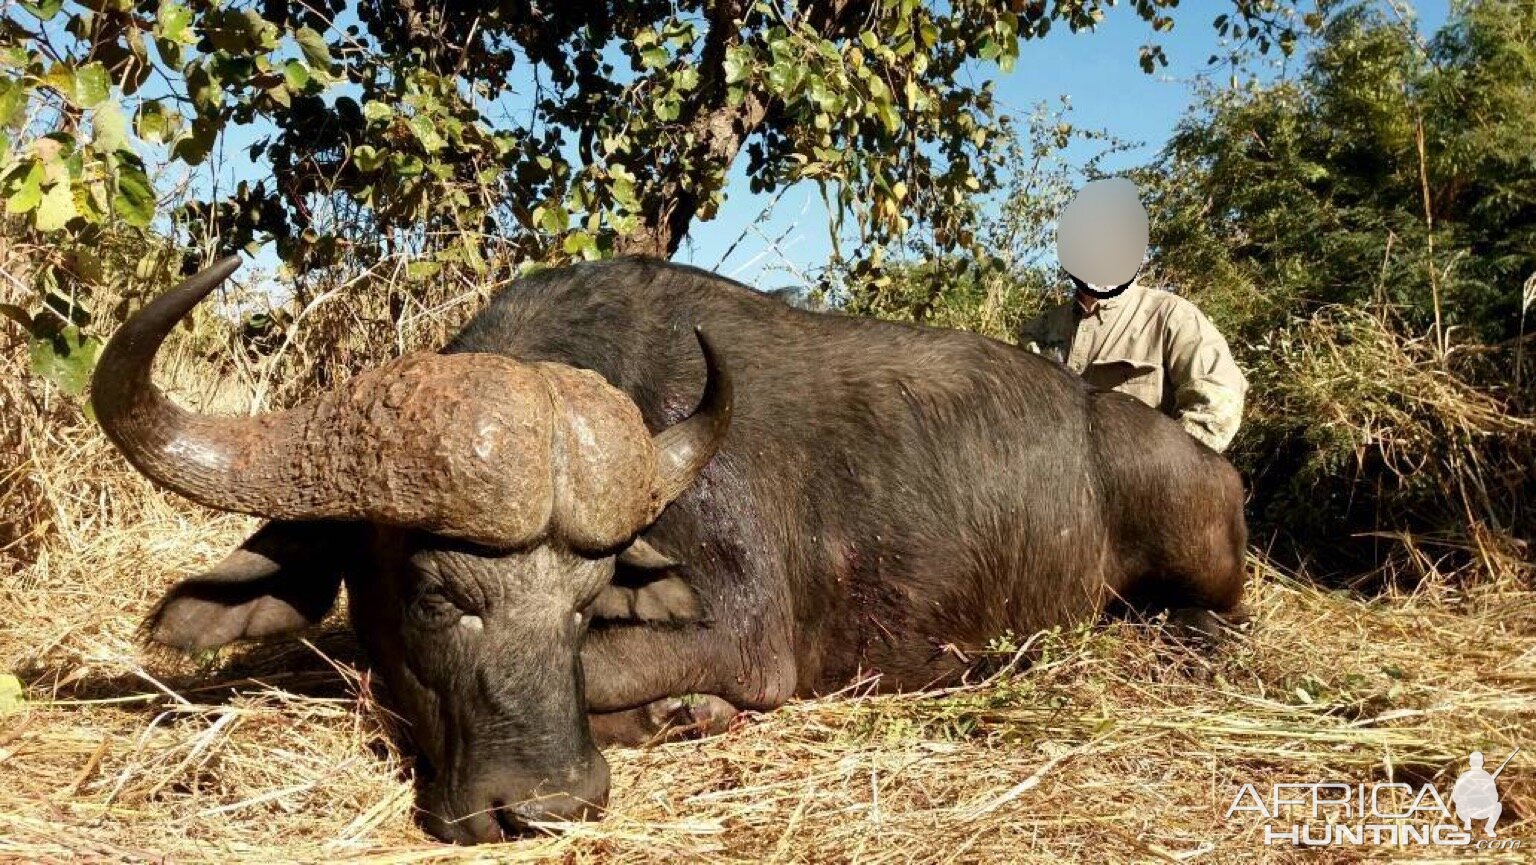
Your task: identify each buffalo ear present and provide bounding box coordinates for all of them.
[145,521,352,651]
[591,538,704,626]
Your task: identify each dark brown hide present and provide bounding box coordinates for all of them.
[107,257,1245,845]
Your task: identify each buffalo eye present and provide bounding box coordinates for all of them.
[411,584,463,629]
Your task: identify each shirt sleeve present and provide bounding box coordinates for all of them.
[1162,303,1248,452]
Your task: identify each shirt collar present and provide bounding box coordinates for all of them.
[1074,286,1130,319]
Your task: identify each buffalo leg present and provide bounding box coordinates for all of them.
[579,624,796,716]
[146,520,356,650]
[588,695,740,747]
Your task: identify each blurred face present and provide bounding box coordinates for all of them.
[348,529,614,844]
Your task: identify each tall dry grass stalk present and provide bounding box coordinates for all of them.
[1238,300,1535,591]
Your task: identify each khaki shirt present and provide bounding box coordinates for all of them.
[1018,284,1248,452]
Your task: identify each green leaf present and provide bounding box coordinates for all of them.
[35,180,75,230]
[157,0,196,44]
[408,115,444,152]
[0,76,24,126]
[610,165,638,210]
[170,116,217,165]
[655,95,681,122]
[73,62,110,109]
[113,159,155,227]
[539,202,567,234]
[768,60,800,93]
[919,20,939,48]
[5,161,44,214]
[154,38,183,69]
[205,8,280,53]
[641,46,669,69]
[134,100,180,144]
[0,673,22,714]
[29,326,101,395]
[295,26,331,69]
[352,144,384,172]
[563,230,598,259]
[363,101,392,123]
[185,63,219,113]
[265,81,291,108]
[42,64,73,96]
[723,53,748,85]
[387,151,423,177]
[19,0,62,22]
[405,259,441,281]
[283,60,310,91]
[93,100,128,152]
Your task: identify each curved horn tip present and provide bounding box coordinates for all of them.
[180,255,244,298]
[689,326,733,421]
[209,254,243,277]
[170,253,242,295]
[649,325,734,509]
[90,253,248,449]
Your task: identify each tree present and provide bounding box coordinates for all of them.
[0,1,1308,263]
[832,98,1134,341]
[1146,0,1536,344]
[0,0,1303,395]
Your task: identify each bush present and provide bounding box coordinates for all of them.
[1233,303,1533,586]
[1144,2,1536,586]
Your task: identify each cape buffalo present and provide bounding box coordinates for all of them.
[92,256,1246,844]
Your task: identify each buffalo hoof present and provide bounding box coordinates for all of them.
[644,694,739,742]
[1167,605,1249,642]
[588,695,742,747]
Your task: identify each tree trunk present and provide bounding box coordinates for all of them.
[611,0,866,259]
[613,93,772,259]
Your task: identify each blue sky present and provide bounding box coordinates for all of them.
[676,0,1451,289]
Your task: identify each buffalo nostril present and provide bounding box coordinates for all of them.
[427,792,606,844]
[510,792,606,825]
[421,804,508,846]
[491,800,525,839]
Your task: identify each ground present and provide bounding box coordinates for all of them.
[1,466,1532,863]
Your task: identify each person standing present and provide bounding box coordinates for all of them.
[1018,178,1248,453]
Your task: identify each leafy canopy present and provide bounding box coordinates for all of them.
[1,1,1304,265]
[1,0,1300,391]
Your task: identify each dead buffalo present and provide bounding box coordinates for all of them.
[92,256,1246,843]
